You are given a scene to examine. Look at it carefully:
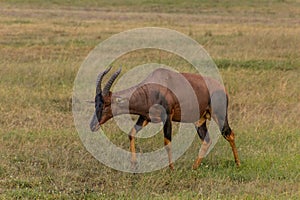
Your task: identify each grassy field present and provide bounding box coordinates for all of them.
[0,0,299,199]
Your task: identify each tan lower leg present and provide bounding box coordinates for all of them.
[226,131,240,167]
[164,138,174,170]
[129,128,136,165]
[192,139,212,170]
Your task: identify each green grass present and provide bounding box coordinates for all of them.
[0,1,299,199]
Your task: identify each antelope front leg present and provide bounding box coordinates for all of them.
[163,116,174,170]
[129,116,148,169]
[164,138,174,170]
[128,127,137,168]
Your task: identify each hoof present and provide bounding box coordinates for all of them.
[192,163,199,170]
[131,160,138,171]
[192,159,201,170]
[169,163,175,170]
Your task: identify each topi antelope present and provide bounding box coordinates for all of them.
[89,66,240,170]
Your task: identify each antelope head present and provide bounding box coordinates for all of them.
[89,66,121,132]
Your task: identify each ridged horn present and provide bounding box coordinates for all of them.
[102,67,122,96]
[96,66,112,95]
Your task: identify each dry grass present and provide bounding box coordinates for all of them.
[0,1,299,199]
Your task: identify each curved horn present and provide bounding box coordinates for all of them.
[102,67,122,96]
[96,66,112,95]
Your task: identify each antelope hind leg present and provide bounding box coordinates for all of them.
[193,119,211,170]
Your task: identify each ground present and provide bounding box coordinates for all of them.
[0,0,299,199]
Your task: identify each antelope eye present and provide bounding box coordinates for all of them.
[116,97,123,103]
